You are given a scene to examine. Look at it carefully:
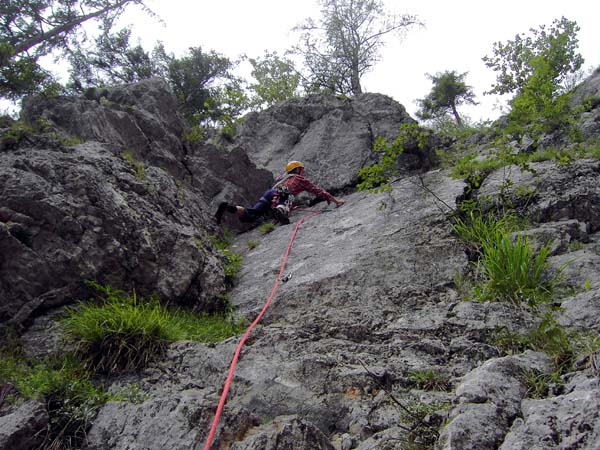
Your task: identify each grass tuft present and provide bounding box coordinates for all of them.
[453,210,554,306]
[475,235,553,305]
[61,284,244,373]
[408,369,451,392]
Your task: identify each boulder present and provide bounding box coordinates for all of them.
[231,93,420,192]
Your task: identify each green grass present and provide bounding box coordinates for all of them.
[452,210,523,253]
[452,210,554,306]
[0,352,112,449]
[474,235,553,305]
[209,230,244,283]
[61,284,244,373]
[408,369,451,392]
[399,400,450,450]
[519,368,564,399]
[257,222,276,234]
[121,150,146,180]
[246,240,259,250]
[492,314,600,373]
[449,139,600,184]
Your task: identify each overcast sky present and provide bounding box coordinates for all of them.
[120,0,599,123]
[5,1,597,122]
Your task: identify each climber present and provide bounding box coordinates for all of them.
[215,161,345,225]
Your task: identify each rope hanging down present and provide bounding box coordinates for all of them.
[203,210,321,450]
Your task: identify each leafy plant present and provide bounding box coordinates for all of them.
[247,51,301,109]
[292,0,421,95]
[61,284,244,373]
[483,17,584,143]
[183,124,206,144]
[1,0,146,101]
[357,123,432,192]
[416,70,477,128]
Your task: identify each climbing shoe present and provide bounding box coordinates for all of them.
[215,202,231,224]
[273,206,290,225]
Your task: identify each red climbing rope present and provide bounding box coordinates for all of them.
[202,210,321,450]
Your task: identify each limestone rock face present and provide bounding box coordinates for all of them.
[0,79,270,326]
[0,401,48,450]
[231,93,423,192]
[3,77,600,450]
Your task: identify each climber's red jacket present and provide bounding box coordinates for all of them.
[271,174,337,207]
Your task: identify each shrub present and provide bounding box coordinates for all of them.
[357,124,432,193]
[61,284,244,373]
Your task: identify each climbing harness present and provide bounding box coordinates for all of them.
[202,209,322,450]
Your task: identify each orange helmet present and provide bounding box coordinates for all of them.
[285,161,304,173]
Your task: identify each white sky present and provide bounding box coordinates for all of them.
[4,0,598,122]
[120,0,600,123]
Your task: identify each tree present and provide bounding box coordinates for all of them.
[67,29,165,91]
[166,47,248,128]
[0,0,147,99]
[416,71,477,128]
[483,17,583,97]
[293,0,421,96]
[247,51,301,109]
[482,17,584,137]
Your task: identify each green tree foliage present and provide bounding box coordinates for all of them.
[416,71,477,128]
[357,123,431,192]
[67,29,167,91]
[0,0,147,100]
[247,51,301,109]
[293,0,421,95]
[68,37,246,132]
[167,46,249,129]
[483,17,584,139]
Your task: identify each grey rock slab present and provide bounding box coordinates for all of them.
[231,93,417,191]
[499,379,600,450]
[228,415,336,450]
[478,159,600,233]
[230,170,467,319]
[0,400,48,450]
[438,351,553,450]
